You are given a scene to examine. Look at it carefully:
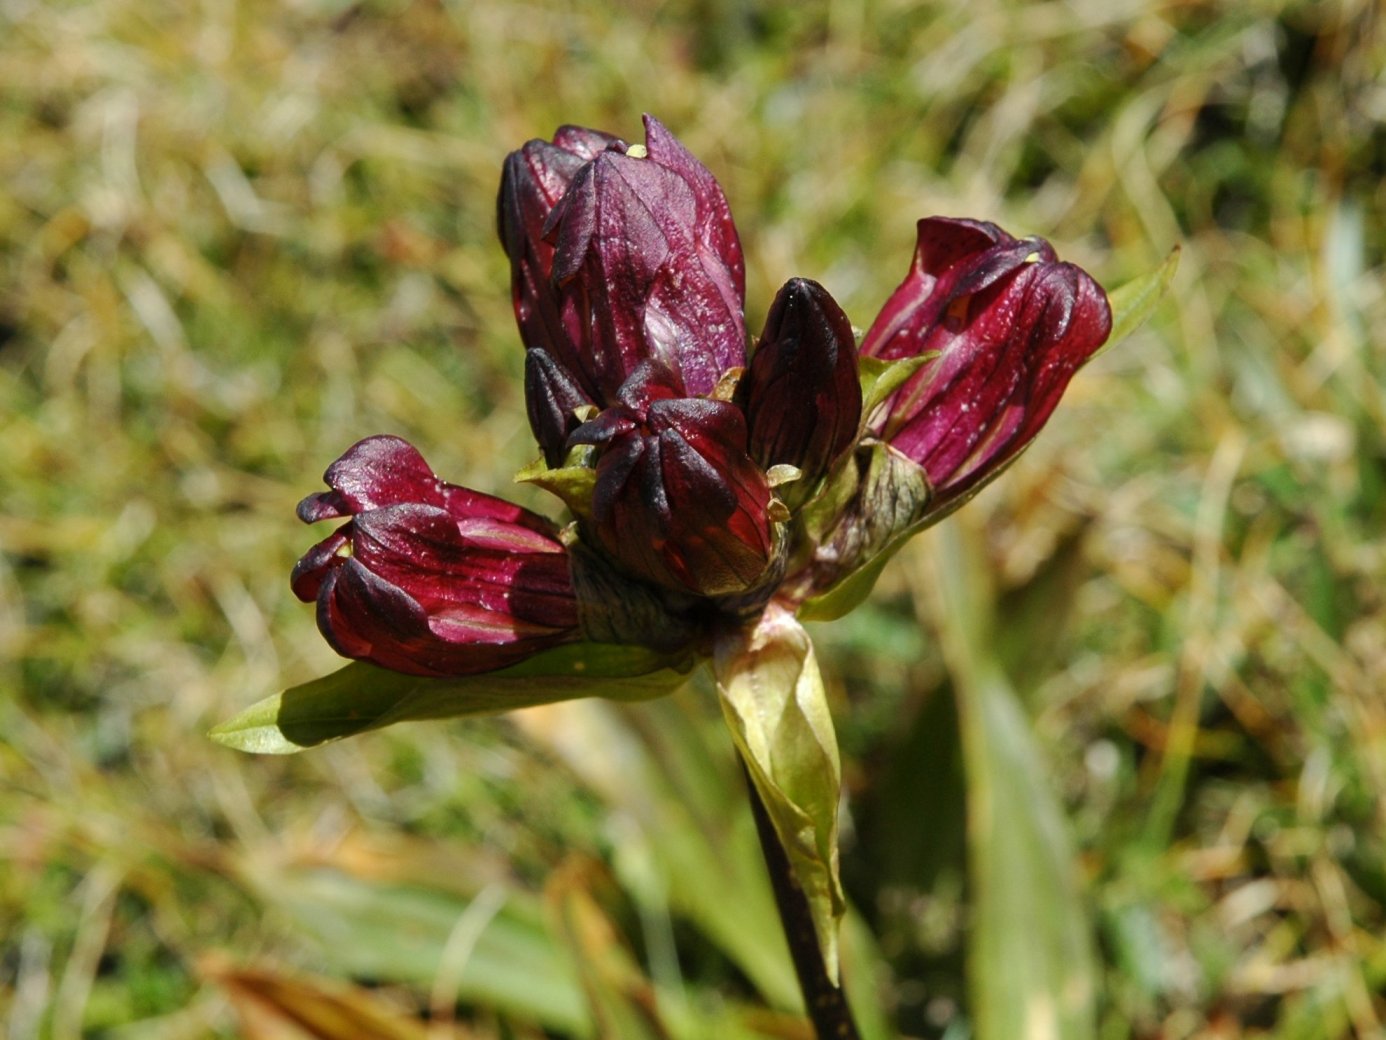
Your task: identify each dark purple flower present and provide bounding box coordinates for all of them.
[567,362,778,600]
[861,216,1112,514]
[740,277,861,503]
[294,121,1117,677]
[499,115,748,465]
[291,436,580,677]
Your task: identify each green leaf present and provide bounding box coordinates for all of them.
[796,545,895,622]
[1094,246,1180,362]
[925,523,1097,1040]
[712,606,845,983]
[209,642,700,755]
[962,663,1096,1040]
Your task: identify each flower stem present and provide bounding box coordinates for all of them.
[742,760,862,1040]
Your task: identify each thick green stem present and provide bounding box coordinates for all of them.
[742,761,862,1040]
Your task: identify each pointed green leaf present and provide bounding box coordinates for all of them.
[926,524,1097,1040]
[713,606,845,982]
[210,642,700,755]
[1093,246,1180,362]
[961,663,1096,1040]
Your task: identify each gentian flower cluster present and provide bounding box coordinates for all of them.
[292,115,1112,677]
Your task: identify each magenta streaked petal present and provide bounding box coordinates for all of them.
[296,435,440,522]
[315,559,442,676]
[427,601,570,645]
[292,440,582,677]
[862,216,1111,514]
[861,218,1038,362]
[641,115,745,304]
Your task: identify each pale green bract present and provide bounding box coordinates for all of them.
[712,605,846,983]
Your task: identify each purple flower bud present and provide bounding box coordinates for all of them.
[545,115,747,402]
[741,278,861,502]
[291,436,580,677]
[498,126,621,399]
[862,217,1111,513]
[567,362,778,599]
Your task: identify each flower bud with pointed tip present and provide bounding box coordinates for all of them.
[291,436,580,677]
[862,216,1111,516]
[545,114,748,402]
[567,362,778,600]
[741,277,861,506]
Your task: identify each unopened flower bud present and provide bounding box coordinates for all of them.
[568,363,779,599]
[862,216,1111,516]
[545,115,748,401]
[741,277,861,506]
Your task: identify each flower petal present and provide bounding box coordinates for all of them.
[293,441,582,677]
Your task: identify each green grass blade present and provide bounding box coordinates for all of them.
[254,866,592,1035]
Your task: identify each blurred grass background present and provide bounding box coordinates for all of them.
[2,0,1384,1037]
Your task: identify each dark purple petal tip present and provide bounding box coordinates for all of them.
[573,370,776,599]
[742,277,862,493]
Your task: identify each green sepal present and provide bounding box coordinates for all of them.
[795,445,863,549]
[209,642,700,755]
[797,441,933,621]
[515,454,596,518]
[857,353,934,417]
[713,607,845,983]
[1091,246,1180,363]
[797,546,897,622]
